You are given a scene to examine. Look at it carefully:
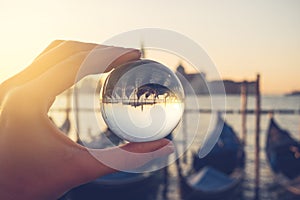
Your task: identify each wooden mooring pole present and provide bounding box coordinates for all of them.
[74,85,82,144]
[182,110,188,164]
[255,74,261,200]
[241,81,248,145]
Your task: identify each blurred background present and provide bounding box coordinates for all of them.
[1,1,300,200]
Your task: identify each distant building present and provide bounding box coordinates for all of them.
[79,63,256,95]
[175,64,256,95]
[175,64,209,95]
[208,80,256,95]
[286,90,300,96]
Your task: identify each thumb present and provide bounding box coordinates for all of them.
[75,139,174,183]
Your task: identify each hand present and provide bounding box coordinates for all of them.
[0,40,174,200]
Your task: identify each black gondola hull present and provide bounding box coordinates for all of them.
[180,116,245,200]
[265,118,300,195]
[63,171,163,200]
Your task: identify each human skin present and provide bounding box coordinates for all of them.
[0,40,174,200]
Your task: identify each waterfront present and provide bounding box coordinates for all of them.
[51,94,300,200]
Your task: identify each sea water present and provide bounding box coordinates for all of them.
[51,94,300,200]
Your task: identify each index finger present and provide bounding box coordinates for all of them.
[1,41,97,90]
[22,46,141,109]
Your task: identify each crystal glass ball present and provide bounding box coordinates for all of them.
[100,59,185,142]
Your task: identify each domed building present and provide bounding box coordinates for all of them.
[175,63,209,95]
[175,63,256,95]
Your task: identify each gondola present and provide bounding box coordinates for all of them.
[62,129,164,200]
[64,170,161,200]
[59,110,71,134]
[180,115,245,200]
[58,88,72,135]
[49,114,71,135]
[265,117,300,195]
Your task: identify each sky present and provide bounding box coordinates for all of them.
[0,0,299,94]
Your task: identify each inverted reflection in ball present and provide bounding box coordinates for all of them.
[100,59,184,142]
